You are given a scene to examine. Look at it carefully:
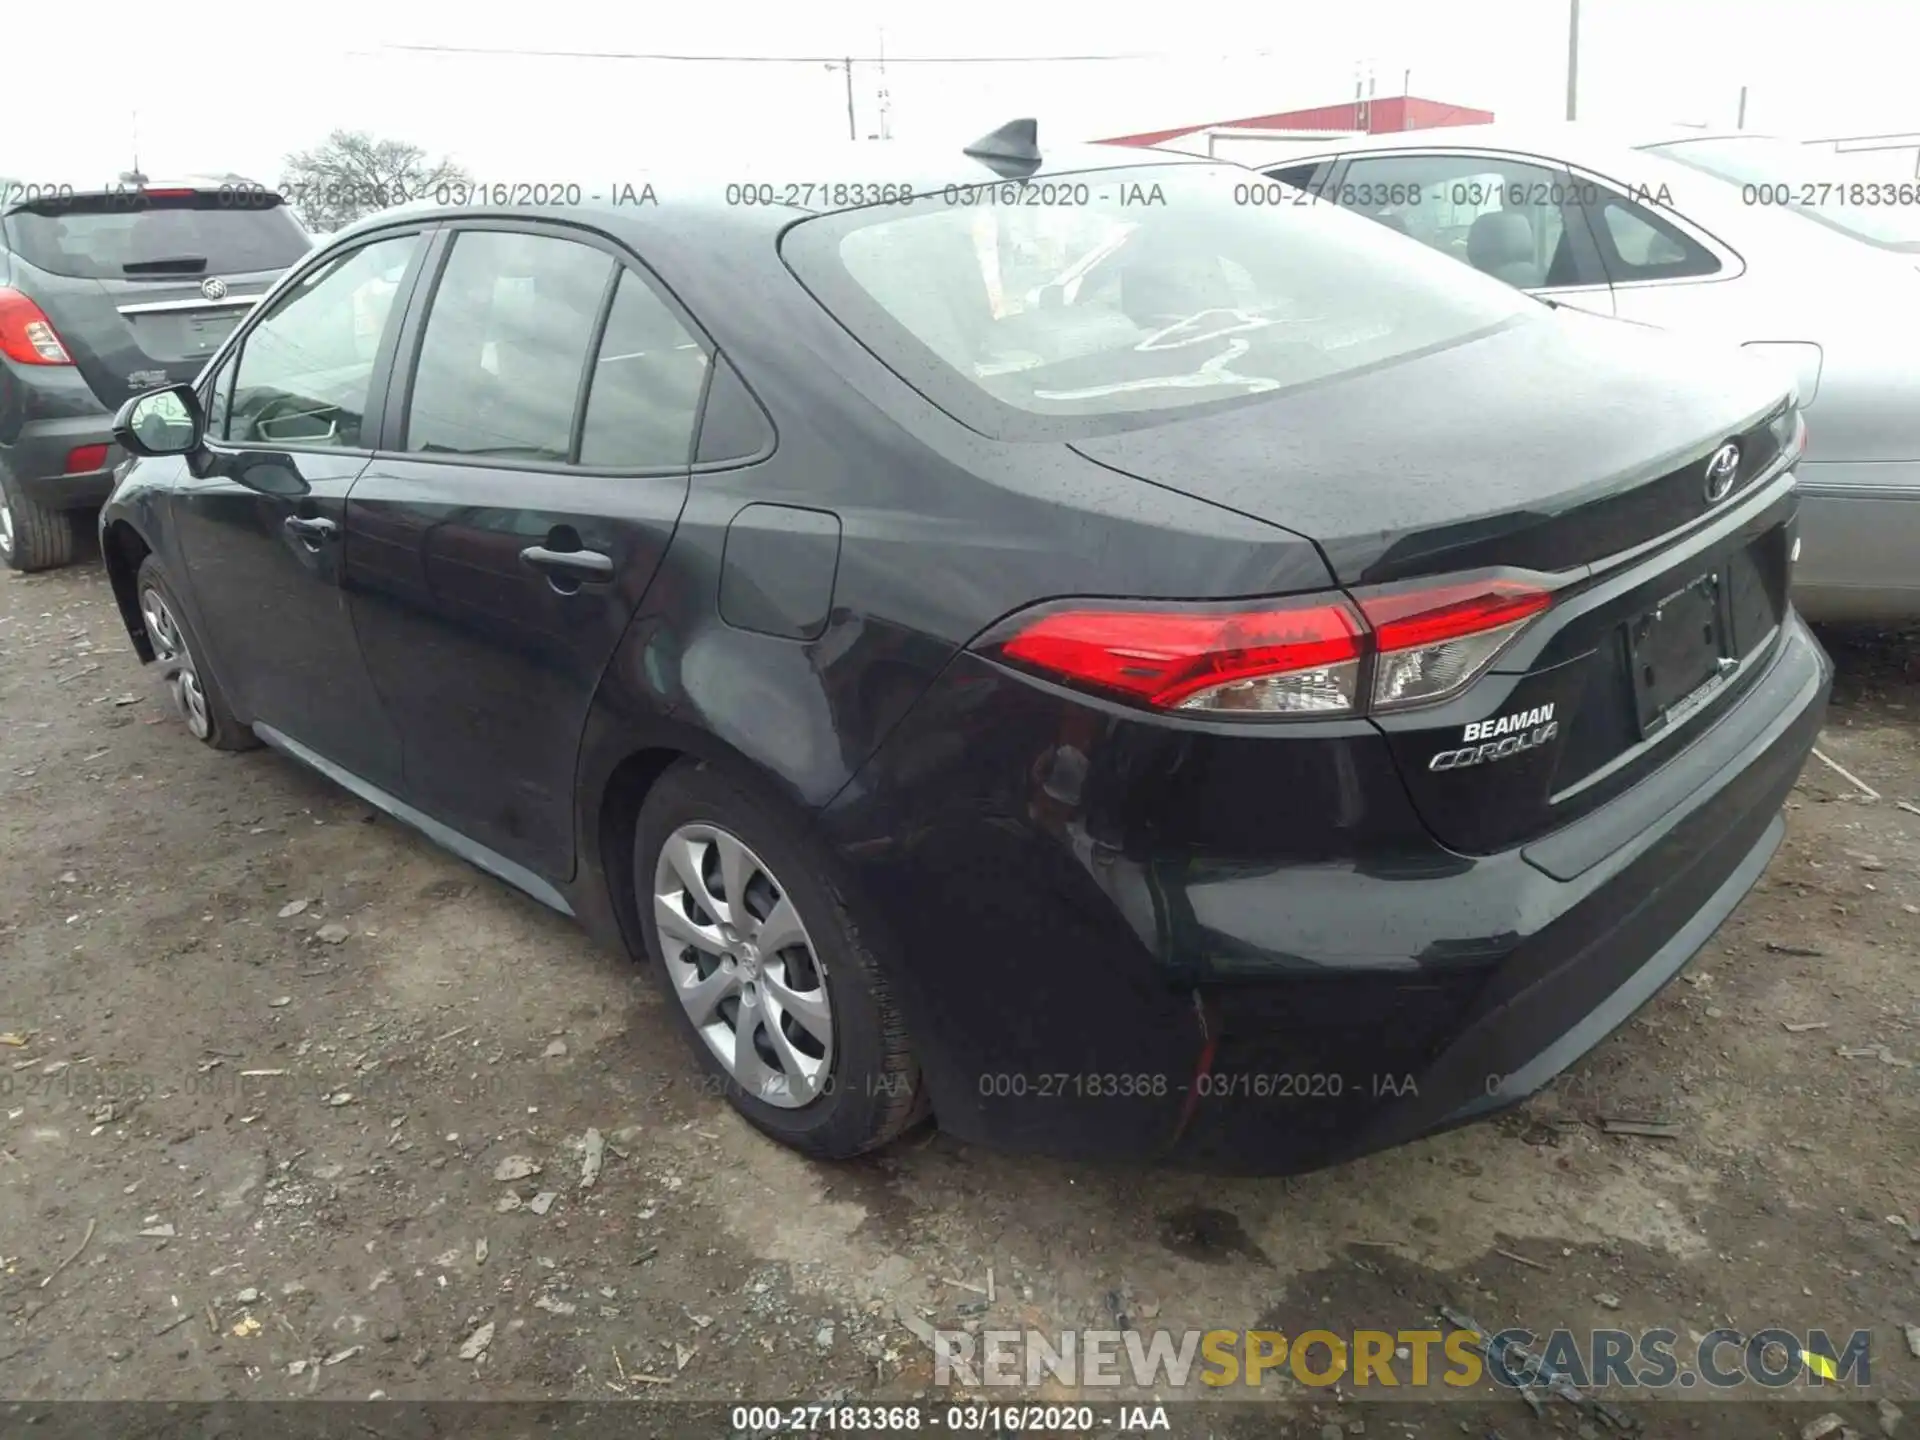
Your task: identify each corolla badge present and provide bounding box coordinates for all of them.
[1703,442,1741,503]
[200,276,229,301]
[1429,703,1559,772]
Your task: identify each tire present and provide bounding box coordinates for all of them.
[134,557,258,751]
[0,472,77,573]
[635,760,924,1158]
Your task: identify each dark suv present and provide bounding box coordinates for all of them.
[0,176,311,571]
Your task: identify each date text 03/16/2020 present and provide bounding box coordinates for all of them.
[729,1403,1173,1433]
[972,1072,1420,1100]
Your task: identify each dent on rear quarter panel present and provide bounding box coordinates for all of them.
[574,210,1343,814]
[565,210,1343,958]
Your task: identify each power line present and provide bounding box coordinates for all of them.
[378,41,1273,64]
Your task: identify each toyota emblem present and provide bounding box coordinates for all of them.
[1702,442,1741,503]
[200,276,229,301]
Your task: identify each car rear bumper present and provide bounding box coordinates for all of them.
[1186,616,1826,1171]
[825,613,1829,1174]
[0,407,122,511]
[1793,460,1920,621]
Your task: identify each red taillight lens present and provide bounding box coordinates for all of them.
[64,444,109,474]
[0,287,74,365]
[992,599,1366,715]
[140,188,196,198]
[983,574,1553,720]
[1359,578,1552,653]
[1359,578,1551,712]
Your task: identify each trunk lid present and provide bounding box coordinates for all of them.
[2,187,310,407]
[1074,310,1803,856]
[1069,309,1794,586]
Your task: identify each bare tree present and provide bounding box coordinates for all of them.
[279,131,471,232]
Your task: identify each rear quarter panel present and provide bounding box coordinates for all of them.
[568,209,1336,947]
[574,213,1337,805]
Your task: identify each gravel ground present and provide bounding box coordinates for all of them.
[0,560,1916,1438]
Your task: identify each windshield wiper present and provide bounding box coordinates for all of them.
[124,256,209,275]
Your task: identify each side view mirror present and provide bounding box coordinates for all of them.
[113,383,204,458]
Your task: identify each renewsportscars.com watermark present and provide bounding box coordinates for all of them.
[927,1325,1874,1393]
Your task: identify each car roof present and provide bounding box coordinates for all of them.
[322,127,1232,372]
[336,129,1215,241]
[116,174,267,191]
[1258,120,1765,165]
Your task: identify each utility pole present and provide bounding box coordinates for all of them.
[1565,0,1580,120]
[825,58,858,140]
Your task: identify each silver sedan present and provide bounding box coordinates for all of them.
[1258,125,1920,622]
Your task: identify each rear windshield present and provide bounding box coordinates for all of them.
[1647,136,1920,252]
[2,193,311,280]
[781,164,1538,439]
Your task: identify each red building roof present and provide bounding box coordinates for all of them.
[1098,96,1494,148]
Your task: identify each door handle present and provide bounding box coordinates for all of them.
[284,515,339,543]
[520,545,614,581]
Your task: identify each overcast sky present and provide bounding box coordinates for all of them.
[12,0,1919,184]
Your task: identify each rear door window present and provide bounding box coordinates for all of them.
[1267,161,1333,198]
[226,234,421,449]
[2,193,311,280]
[1585,191,1722,281]
[1335,153,1602,290]
[577,270,709,468]
[402,230,613,462]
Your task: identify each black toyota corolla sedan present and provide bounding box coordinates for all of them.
[98,122,1830,1173]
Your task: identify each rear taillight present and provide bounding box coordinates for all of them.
[64,444,109,474]
[0,288,73,365]
[993,598,1365,715]
[982,574,1553,720]
[1358,578,1552,711]
[1766,402,1806,460]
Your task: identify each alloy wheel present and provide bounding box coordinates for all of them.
[139,586,211,740]
[0,494,13,560]
[651,823,834,1107]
